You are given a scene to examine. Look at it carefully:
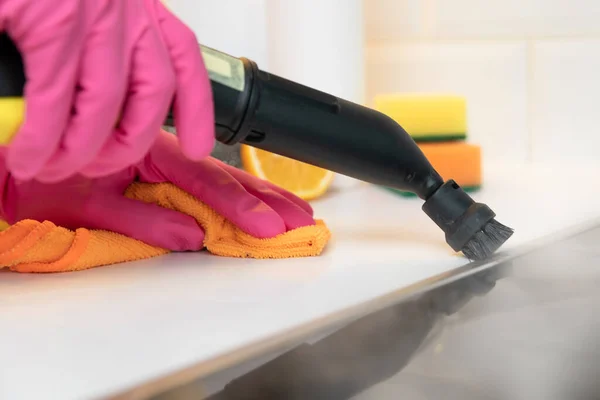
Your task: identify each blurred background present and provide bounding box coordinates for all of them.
[169,0,600,169]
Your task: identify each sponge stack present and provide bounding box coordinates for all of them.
[374,94,482,196]
[375,95,467,142]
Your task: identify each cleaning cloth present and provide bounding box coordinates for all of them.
[0,182,331,273]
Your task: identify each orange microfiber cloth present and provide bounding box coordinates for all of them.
[0,183,331,273]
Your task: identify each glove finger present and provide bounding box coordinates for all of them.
[261,182,315,217]
[214,160,315,230]
[136,132,287,238]
[35,1,128,183]
[84,195,205,251]
[240,180,315,231]
[152,0,214,160]
[2,0,85,180]
[217,160,315,217]
[80,6,175,178]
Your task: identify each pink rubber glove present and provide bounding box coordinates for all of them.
[0,0,214,183]
[0,131,315,251]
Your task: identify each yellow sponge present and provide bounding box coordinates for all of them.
[374,94,467,142]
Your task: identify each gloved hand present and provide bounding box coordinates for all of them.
[0,0,213,183]
[0,131,315,251]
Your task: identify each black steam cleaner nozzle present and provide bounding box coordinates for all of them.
[184,47,513,260]
[422,180,513,260]
[0,35,513,260]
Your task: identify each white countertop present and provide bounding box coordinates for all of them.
[1,163,599,400]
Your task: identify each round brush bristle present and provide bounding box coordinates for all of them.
[461,219,514,261]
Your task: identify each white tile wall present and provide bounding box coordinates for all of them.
[432,0,600,39]
[366,0,600,165]
[531,39,600,164]
[367,42,529,163]
[168,0,269,67]
[366,0,600,41]
[365,0,428,41]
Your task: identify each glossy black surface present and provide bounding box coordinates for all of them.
[153,224,600,400]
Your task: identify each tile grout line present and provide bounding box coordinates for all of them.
[526,39,536,163]
[366,35,600,47]
[421,0,436,37]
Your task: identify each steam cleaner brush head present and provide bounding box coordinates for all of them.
[422,180,513,261]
